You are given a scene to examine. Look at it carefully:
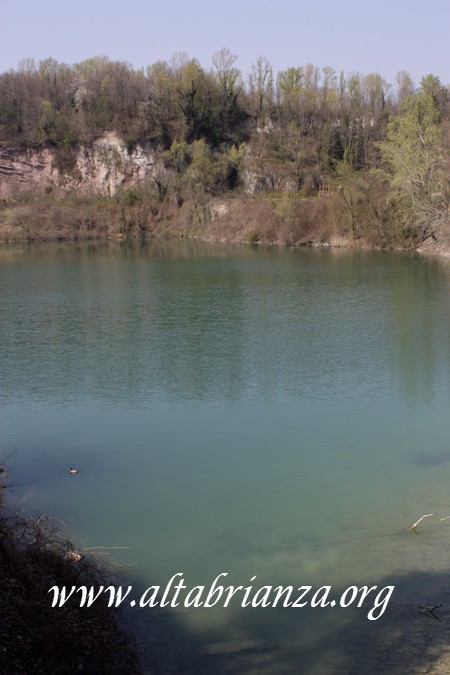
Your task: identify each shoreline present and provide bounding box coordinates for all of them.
[0,466,142,673]
[1,193,448,257]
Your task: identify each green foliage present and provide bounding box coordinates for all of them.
[379,92,448,239]
[318,123,345,171]
[122,188,140,207]
[216,143,245,190]
[178,80,213,143]
[343,119,366,170]
[0,101,20,129]
[176,59,247,147]
[39,100,59,141]
[277,67,303,95]
[165,139,245,202]
[380,94,442,201]
[419,73,447,111]
[168,140,190,173]
[186,139,216,193]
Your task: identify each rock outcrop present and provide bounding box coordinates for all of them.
[0,133,166,200]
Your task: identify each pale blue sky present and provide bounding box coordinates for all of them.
[1,0,449,87]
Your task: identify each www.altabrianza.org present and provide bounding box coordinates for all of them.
[48,573,394,620]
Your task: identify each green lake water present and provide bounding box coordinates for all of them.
[2,240,450,673]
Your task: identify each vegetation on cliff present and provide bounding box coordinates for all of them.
[0,52,449,249]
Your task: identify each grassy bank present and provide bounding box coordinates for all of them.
[0,190,403,247]
[1,188,449,256]
[0,468,142,674]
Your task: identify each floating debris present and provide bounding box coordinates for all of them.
[410,514,433,531]
[418,604,442,621]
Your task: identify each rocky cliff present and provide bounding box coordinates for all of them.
[0,133,311,202]
[0,133,166,200]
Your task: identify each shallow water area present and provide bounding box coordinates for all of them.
[2,240,450,673]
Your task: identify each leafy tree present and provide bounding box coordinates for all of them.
[216,143,245,190]
[379,92,449,239]
[318,122,345,171]
[178,79,217,143]
[419,73,448,114]
[186,139,216,192]
[144,60,179,146]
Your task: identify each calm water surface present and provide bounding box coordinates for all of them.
[2,240,450,673]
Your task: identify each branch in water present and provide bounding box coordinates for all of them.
[410,514,433,530]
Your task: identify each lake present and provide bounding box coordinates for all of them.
[2,240,450,673]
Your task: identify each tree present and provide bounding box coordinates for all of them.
[318,122,345,171]
[248,57,273,119]
[211,48,247,143]
[321,66,338,113]
[420,73,443,100]
[178,78,217,144]
[276,67,303,122]
[347,72,362,113]
[144,60,179,146]
[173,56,232,146]
[379,92,449,240]
[277,67,303,101]
[394,71,414,106]
[300,63,321,126]
[419,73,448,114]
[362,73,385,114]
[212,48,241,101]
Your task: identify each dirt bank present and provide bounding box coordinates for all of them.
[0,468,142,674]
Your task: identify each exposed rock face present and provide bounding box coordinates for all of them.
[0,147,56,199]
[75,132,165,196]
[0,133,166,200]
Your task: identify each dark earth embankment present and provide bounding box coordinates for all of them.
[0,468,142,674]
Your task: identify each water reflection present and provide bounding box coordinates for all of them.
[1,242,450,410]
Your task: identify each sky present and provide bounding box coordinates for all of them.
[1,0,449,88]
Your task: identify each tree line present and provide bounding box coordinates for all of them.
[0,50,449,245]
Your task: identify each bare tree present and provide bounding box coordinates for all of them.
[212,47,241,101]
[395,70,415,106]
[248,57,273,119]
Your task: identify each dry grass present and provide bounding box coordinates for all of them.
[201,194,331,246]
[0,469,142,674]
[328,232,355,248]
[0,188,423,252]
